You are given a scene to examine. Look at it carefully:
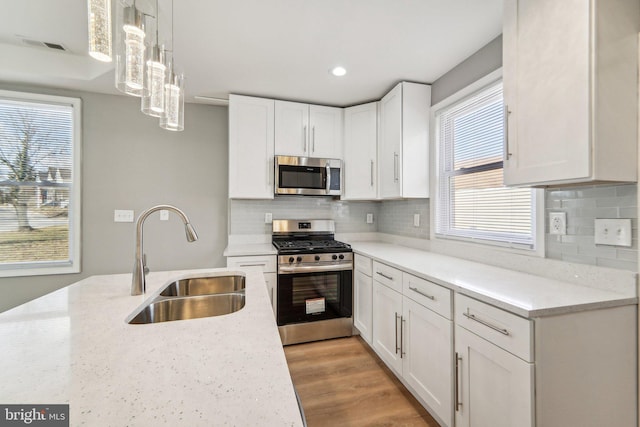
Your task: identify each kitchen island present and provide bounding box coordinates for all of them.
[0,268,303,426]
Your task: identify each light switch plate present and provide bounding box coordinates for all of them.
[265,213,273,224]
[413,213,420,227]
[366,213,374,224]
[114,209,134,223]
[160,210,169,221]
[594,218,632,247]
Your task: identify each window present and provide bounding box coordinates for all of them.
[434,79,537,250]
[0,90,81,277]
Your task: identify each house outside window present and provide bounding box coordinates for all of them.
[0,90,81,277]
[434,76,539,251]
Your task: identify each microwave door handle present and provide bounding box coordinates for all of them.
[326,163,331,192]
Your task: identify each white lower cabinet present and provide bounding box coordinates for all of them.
[226,255,277,316]
[370,259,453,427]
[372,280,403,373]
[454,325,533,427]
[403,296,453,427]
[354,269,373,345]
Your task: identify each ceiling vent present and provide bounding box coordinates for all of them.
[21,38,67,52]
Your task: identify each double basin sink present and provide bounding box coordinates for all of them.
[127,274,246,324]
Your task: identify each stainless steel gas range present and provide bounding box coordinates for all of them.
[272,219,353,345]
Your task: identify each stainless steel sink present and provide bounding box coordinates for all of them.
[159,275,245,297]
[128,292,245,324]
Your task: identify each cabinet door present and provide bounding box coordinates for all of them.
[454,325,534,427]
[309,105,343,159]
[354,270,373,345]
[379,83,402,198]
[228,95,275,199]
[372,280,403,374]
[402,297,453,427]
[275,100,309,157]
[343,102,377,200]
[503,0,591,186]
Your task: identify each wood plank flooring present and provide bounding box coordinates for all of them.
[284,336,441,427]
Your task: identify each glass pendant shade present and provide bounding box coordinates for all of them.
[87,0,112,62]
[115,2,146,96]
[141,46,166,116]
[159,72,184,131]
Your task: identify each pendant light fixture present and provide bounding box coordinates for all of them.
[115,0,146,96]
[141,0,166,116]
[159,0,184,131]
[87,0,112,62]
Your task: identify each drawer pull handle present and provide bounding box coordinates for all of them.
[376,271,394,281]
[238,263,266,267]
[409,286,435,300]
[463,309,510,336]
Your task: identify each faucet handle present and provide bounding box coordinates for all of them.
[143,254,149,275]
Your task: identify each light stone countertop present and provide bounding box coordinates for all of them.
[0,268,303,426]
[351,242,638,318]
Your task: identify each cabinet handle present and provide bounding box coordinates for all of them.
[400,316,406,358]
[409,286,435,301]
[270,286,274,304]
[376,271,394,281]
[303,125,308,152]
[312,126,316,153]
[504,105,512,160]
[395,312,400,354]
[463,309,510,336]
[393,152,399,182]
[238,263,267,268]
[455,353,462,411]
[370,160,374,187]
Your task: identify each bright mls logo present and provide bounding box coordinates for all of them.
[0,405,68,426]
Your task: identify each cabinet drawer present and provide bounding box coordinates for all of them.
[372,261,402,293]
[455,294,533,362]
[355,255,373,276]
[403,273,452,320]
[226,255,276,273]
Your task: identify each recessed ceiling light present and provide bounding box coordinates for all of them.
[330,66,347,77]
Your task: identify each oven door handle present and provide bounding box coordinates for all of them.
[278,264,353,274]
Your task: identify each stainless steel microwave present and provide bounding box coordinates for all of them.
[275,156,342,196]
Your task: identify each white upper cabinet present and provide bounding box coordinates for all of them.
[228,94,275,199]
[275,100,343,159]
[503,0,639,186]
[343,102,378,200]
[379,82,431,199]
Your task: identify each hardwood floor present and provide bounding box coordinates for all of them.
[284,336,441,427]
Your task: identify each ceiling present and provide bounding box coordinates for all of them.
[0,0,503,107]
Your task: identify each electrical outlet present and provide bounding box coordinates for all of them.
[114,209,134,223]
[413,213,420,227]
[366,213,374,224]
[265,213,273,224]
[160,210,169,221]
[594,218,632,247]
[549,212,567,235]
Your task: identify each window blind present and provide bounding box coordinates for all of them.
[0,97,75,267]
[436,81,535,248]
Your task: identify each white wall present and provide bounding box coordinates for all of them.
[0,84,229,312]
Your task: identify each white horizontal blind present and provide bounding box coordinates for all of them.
[0,97,75,269]
[436,81,535,248]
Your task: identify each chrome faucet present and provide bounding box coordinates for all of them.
[131,204,198,295]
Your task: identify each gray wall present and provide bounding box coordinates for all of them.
[0,83,229,312]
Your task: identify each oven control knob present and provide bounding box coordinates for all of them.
[288,257,295,264]
[314,255,320,261]
[339,254,344,260]
[296,256,303,263]
[332,255,338,260]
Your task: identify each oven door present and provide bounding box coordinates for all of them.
[277,268,352,326]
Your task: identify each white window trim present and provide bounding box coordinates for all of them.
[429,69,545,257]
[0,89,82,277]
